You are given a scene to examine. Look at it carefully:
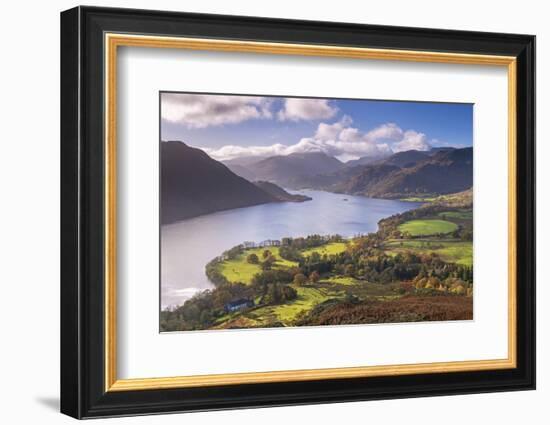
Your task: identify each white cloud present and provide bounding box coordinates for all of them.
[315,115,353,140]
[204,116,410,162]
[203,144,290,160]
[161,93,273,128]
[430,139,466,149]
[392,130,431,152]
[277,98,338,122]
[365,123,404,142]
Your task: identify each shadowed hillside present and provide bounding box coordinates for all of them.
[162,141,278,224]
[226,152,344,188]
[335,147,473,198]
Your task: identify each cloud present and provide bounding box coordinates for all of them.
[429,139,466,149]
[392,130,431,152]
[315,115,353,140]
[161,93,273,128]
[365,123,404,142]
[162,94,340,128]
[204,116,418,162]
[203,144,290,160]
[277,98,338,122]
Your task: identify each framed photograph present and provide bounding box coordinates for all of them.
[60,6,535,419]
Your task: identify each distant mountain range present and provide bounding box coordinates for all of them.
[161,142,310,224]
[224,151,344,188]
[161,142,472,223]
[223,146,472,199]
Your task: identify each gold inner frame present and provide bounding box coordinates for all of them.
[104,33,518,392]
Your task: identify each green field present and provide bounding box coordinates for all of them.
[251,285,340,324]
[217,246,298,284]
[210,219,470,329]
[385,239,473,266]
[214,285,342,328]
[398,219,458,236]
[216,243,347,285]
[321,276,360,286]
[301,242,348,257]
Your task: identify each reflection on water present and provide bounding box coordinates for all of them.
[161,189,420,309]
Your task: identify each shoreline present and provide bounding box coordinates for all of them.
[160,194,428,312]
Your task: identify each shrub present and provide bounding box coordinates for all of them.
[247,253,259,264]
[293,273,307,286]
[309,271,320,283]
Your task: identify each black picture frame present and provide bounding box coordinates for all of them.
[61,5,535,419]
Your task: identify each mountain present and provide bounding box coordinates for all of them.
[223,155,269,167]
[334,147,472,198]
[161,142,305,224]
[334,163,401,194]
[379,149,431,168]
[344,152,391,167]
[283,150,435,191]
[253,181,312,202]
[222,155,273,180]
[223,162,258,181]
[429,147,457,155]
[244,152,344,188]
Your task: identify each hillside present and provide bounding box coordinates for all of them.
[216,147,471,201]
[241,152,344,188]
[344,151,391,167]
[253,181,312,202]
[334,163,401,194]
[378,149,430,168]
[161,141,277,223]
[334,147,472,198]
[430,188,473,208]
[223,162,258,181]
[272,148,457,192]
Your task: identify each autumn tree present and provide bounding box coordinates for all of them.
[261,255,276,271]
[293,273,307,286]
[247,253,259,264]
[309,270,320,283]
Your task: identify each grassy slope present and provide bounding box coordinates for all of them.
[218,247,298,284]
[389,206,472,266]
[214,285,344,328]
[218,243,346,285]
[385,239,473,266]
[322,276,359,286]
[252,285,341,324]
[398,219,458,236]
[301,242,347,257]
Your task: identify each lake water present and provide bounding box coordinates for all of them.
[161,189,421,309]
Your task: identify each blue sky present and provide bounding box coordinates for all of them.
[161,93,472,162]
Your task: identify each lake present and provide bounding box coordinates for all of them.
[161,189,421,309]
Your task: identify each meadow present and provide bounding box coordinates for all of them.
[398,219,458,236]
[217,246,298,284]
[384,239,473,266]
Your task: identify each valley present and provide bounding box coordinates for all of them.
[160,142,473,331]
[159,93,474,332]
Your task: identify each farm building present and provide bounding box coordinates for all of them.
[224,299,254,313]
